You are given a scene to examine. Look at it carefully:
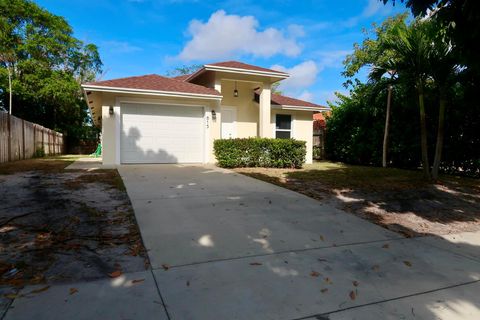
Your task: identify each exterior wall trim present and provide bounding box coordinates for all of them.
[82,85,222,101]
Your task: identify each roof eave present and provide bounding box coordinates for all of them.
[204,65,289,78]
[81,84,223,101]
[273,104,331,112]
[185,65,289,83]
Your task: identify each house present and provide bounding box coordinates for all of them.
[313,112,328,130]
[82,61,329,165]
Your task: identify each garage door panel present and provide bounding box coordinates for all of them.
[121,103,204,164]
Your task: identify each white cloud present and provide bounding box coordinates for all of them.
[102,41,142,54]
[271,60,318,90]
[343,0,393,27]
[316,50,351,70]
[178,10,302,60]
[362,0,387,17]
[297,90,314,102]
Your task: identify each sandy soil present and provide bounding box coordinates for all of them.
[0,168,148,293]
[235,164,480,238]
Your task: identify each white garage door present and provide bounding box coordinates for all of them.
[121,103,205,163]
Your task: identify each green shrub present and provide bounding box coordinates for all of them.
[33,147,45,158]
[214,138,306,168]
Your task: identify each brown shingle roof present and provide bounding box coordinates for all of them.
[254,90,327,109]
[84,74,221,96]
[171,74,191,81]
[270,92,326,108]
[206,61,288,75]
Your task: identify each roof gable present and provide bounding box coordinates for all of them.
[205,61,288,75]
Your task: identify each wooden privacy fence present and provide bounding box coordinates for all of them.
[0,112,65,163]
[313,128,326,160]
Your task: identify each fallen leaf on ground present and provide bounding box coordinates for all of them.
[161,264,170,270]
[319,235,325,241]
[349,290,356,300]
[353,281,359,287]
[310,271,321,277]
[69,288,78,295]
[382,244,390,249]
[403,261,413,267]
[132,279,145,284]
[108,270,122,278]
[321,288,328,293]
[29,286,50,294]
[249,262,262,266]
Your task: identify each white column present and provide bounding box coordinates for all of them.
[113,105,121,165]
[101,106,117,165]
[259,83,272,138]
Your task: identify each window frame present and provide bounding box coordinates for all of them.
[275,114,293,139]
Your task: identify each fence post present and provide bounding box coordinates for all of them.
[22,119,25,159]
[33,124,36,156]
[42,127,44,154]
[7,114,11,162]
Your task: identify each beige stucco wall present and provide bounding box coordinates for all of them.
[220,80,258,138]
[269,109,314,164]
[101,104,117,166]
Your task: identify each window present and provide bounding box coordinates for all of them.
[275,114,292,139]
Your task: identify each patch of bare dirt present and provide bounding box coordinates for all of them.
[235,166,480,238]
[0,168,148,296]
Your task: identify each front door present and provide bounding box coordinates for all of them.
[221,107,236,139]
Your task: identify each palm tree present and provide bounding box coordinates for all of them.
[384,20,433,179]
[343,15,406,168]
[369,65,397,168]
[428,23,458,180]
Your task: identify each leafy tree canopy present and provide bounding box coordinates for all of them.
[0,0,102,146]
[328,12,479,178]
[166,64,203,77]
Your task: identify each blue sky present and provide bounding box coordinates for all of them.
[36,0,408,105]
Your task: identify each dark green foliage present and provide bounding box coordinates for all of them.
[335,11,480,178]
[33,147,45,158]
[214,138,306,169]
[0,0,102,147]
[326,79,480,177]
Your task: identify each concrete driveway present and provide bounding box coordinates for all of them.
[6,164,478,319]
[118,165,480,320]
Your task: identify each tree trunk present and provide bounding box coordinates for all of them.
[418,85,431,179]
[432,96,446,180]
[382,84,393,168]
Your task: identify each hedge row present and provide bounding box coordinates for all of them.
[213,138,306,168]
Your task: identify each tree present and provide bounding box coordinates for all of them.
[271,82,283,94]
[0,0,102,146]
[343,15,405,168]
[427,21,458,180]
[342,14,463,179]
[385,0,480,78]
[382,20,434,178]
[166,64,203,77]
